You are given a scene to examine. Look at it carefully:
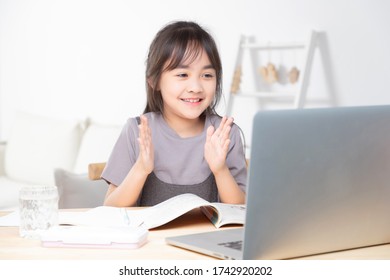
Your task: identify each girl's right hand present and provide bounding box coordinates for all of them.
[136,115,154,175]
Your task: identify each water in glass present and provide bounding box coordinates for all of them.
[19,185,59,239]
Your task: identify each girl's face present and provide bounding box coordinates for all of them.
[158,48,216,124]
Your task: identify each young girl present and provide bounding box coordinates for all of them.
[102,21,247,207]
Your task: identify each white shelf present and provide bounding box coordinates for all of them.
[227,31,319,114]
[241,42,305,50]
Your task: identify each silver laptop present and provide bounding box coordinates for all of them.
[166,105,390,259]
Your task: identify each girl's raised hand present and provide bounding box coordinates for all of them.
[136,115,154,175]
[204,116,233,174]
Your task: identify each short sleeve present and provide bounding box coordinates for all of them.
[101,118,139,187]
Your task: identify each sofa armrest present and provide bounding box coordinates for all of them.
[0,141,6,176]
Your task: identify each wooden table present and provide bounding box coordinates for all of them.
[1,209,390,260]
[0,209,238,260]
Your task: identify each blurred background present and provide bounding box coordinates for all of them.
[1,0,389,143]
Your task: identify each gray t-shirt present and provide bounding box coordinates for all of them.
[101,112,247,203]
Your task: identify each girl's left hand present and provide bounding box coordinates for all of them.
[204,116,233,174]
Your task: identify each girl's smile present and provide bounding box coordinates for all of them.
[181,98,202,103]
[158,48,216,136]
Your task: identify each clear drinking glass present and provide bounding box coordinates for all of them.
[19,185,59,239]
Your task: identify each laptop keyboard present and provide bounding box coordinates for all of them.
[217,240,243,251]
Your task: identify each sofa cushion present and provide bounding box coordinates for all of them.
[73,121,121,174]
[54,168,107,209]
[4,112,84,185]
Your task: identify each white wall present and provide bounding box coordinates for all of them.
[233,0,390,145]
[0,0,245,139]
[1,0,390,143]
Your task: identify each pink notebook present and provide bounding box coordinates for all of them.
[41,226,148,249]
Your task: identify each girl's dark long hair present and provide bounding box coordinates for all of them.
[144,21,222,115]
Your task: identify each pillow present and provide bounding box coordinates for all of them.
[73,122,121,174]
[54,168,108,209]
[4,111,85,185]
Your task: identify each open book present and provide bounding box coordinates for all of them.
[60,193,245,229]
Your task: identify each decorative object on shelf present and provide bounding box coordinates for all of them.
[259,63,278,84]
[226,31,333,119]
[230,67,242,94]
[288,66,300,84]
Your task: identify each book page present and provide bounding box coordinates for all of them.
[0,211,19,226]
[126,193,212,229]
[57,194,245,229]
[201,203,246,228]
